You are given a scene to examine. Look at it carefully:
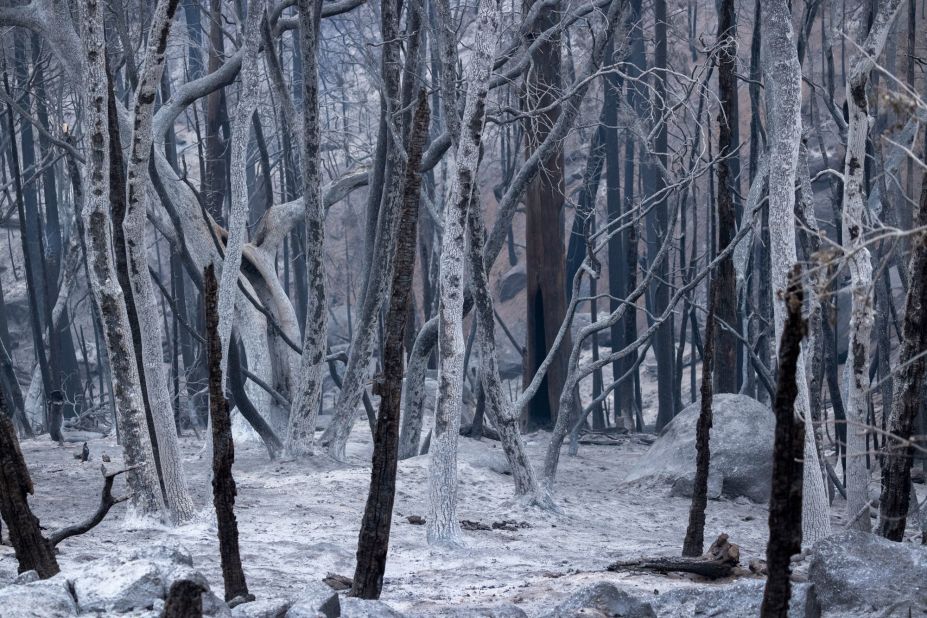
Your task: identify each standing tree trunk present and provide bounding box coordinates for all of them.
[0,395,59,578]
[761,0,831,546]
[204,264,250,603]
[682,275,718,556]
[761,266,807,618]
[428,0,501,546]
[522,0,572,431]
[79,0,165,520]
[840,0,903,532]
[285,0,326,459]
[352,91,429,599]
[123,0,195,524]
[877,170,927,541]
[713,0,739,394]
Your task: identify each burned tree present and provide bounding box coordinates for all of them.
[352,92,430,599]
[204,264,251,603]
[761,265,807,618]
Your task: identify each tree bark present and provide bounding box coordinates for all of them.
[761,266,806,618]
[204,264,250,603]
[352,91,429,599]
[79,0,165,519]
[428,0,501,547]
[0,394,59,578]
[877,171,927,541]
[840,0,904,532]
[761,0,831,545]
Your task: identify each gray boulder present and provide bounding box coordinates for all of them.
[285,581,340,618]
[624,394,774,502]
[542,582,656,618]
[71,558,165,613]
[497,264,526,302]
[232,597,292,618]
[809,530,927,616]
[0,576,78,617]
[442,604,528,617]
[649,580,816,617]
[340,596,405,617]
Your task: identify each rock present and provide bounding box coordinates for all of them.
[285,581,340,618]
[13,570,39,585]
[0,577,79,617]
[497,264,526,302]
[809,529,927,616]
[624,394,775,502]
[649,580,816,617]
[442,604,528,617]
[542,582,656,618]
[474,451,512,476]
[202,588,234,617]
[231,597,292,618]
[71,558,165,613]
[127,544,194,568]
[339,596,405,617]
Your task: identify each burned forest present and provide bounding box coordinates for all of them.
[1,0,927,614]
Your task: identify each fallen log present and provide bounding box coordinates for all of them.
[607,534,741,580]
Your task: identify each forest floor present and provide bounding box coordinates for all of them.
[0,416,817,616]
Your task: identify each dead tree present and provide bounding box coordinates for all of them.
[609,533,741,580]
[351,91,429,600]
[48,465,134,546]
[204,264,251,603]
[161,580,205,618]
[877,171,927,541]
[682,275,718,556]
[761,265,807,618]
[0,395,59,578]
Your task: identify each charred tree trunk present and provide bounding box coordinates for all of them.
[761,265,807,618]
[877,172,927,541]
[0,394,59,578]
[352,92,429,600]
[682,276,718,557]
[712,0,739,394]
[204,264,250,603]
[162,580,205,618]
[522,0,571,431]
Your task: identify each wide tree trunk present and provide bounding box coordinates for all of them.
[522,0,571,431]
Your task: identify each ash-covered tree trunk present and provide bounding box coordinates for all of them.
[712,0,739,394]
[204,264,250,603]
[285,0,326,459]
[123,0,195,523]
[761,266,807,618]
[761,0,831,545]
[0,394,59,578]
[682,275,718,556]
[79,0,165,520]
[215,0,265,382]
[840,0,903,532]
[878,170,927,541]
[428,0,501,547]
[352,92,429,599]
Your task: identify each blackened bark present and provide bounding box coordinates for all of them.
[0,392,59,578]
[522,0,571,430]
[204,264,250,603]
[761,266,806,618]
[352,92,430,599]
[204,0,227,224]
[682,276,718,556]
[161,580,205,618]
[877,172,927,541]
[712,0,739,394]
